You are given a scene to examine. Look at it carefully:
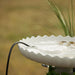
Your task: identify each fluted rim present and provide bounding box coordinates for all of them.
[18,35,75,68]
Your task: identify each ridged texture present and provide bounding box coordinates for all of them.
[18,35,75,68]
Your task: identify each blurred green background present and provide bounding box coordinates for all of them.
[0,0,75,75]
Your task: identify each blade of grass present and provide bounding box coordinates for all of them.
[68,8,71,36]
[68,0,74,37]
[71,0,74,36]
[48,0,69,36]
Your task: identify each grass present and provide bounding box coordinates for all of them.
[48,0,74,37]
[0,0,75,75]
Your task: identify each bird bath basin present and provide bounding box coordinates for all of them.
[18,35,75,75]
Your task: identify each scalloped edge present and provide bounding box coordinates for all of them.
[18,35,75,68]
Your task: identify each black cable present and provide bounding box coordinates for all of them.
[6,42,30,75]
[73,68,75,72]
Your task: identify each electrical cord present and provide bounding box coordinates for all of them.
[6,42,30,75]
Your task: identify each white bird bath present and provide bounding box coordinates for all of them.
[18,35,75,75]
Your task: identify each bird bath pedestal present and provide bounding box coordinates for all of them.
[55,67,73,75]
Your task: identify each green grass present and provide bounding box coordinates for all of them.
[48,0,74,37]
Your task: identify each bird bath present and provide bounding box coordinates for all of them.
[6,35,75,75]
[18,35,75,75]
